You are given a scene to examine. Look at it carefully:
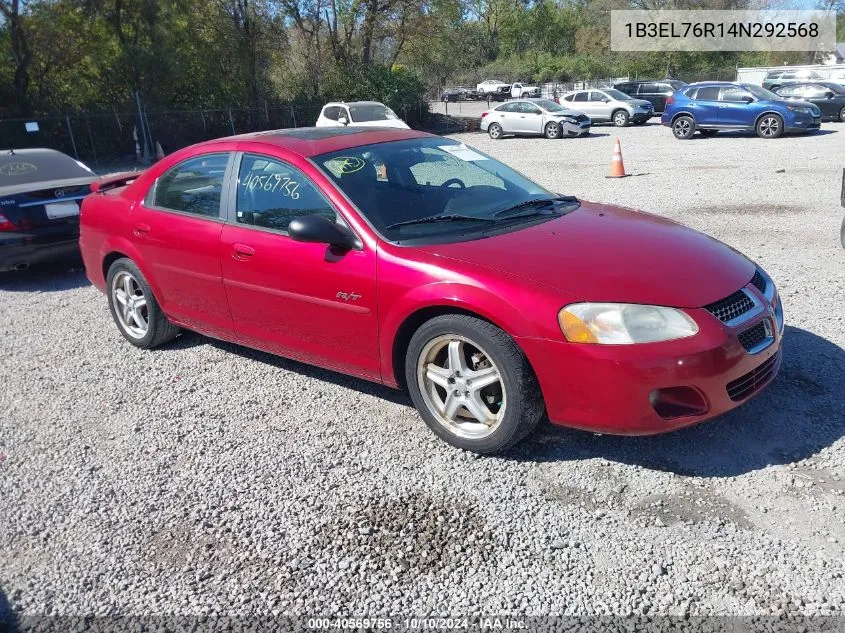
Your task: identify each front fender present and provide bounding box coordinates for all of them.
[378,280,556,387]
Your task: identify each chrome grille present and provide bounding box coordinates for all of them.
[726,352,780,402]
[704,290,754,324]
[738,321,769,352]
[750,270,767,294]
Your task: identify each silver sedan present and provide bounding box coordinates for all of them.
[480,99,592,139]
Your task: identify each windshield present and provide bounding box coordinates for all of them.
[534,99,568,112]
[314,138,560,243]
[743,84,781,100]
[603,89,632,100]
[349,104,398,123]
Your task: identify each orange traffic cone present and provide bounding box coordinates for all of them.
[607,138,628,178]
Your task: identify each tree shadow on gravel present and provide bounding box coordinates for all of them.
[506,325,845,477]
[0,586,20,633]
[169,331,413,407]
[0,260,89,293]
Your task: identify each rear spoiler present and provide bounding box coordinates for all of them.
[90,171,143,194]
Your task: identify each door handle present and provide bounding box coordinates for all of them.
[232,243,255,259]
[133,223,150,237]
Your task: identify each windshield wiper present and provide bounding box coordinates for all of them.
[493,196,579,219]
[386,214,498,230]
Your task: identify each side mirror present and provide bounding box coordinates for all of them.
[826,91,835,99]
[601,97,610,103]
[338,115,349,126]
[741,96,754,103]
[288,214,360,250]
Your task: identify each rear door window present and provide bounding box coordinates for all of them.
[694,87,720,101]
[572,92,588,102]
[150,153,230,218]
[719,86,750,102]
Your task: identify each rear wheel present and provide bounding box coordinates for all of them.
[405,315,545,454]
[488,123,503,140]
[106,258,180,349]
[544,121,561,139]
[841,216,845,250]
[672,115,695,139]
[839,106,845,122]
[612,110,629,127]
[756,114,783,139]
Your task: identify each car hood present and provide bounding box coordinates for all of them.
[350,119,410,129]
[627,98,653,108]
[551,109,589,118]
[418,202,755,308]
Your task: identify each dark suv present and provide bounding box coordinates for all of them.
[613,80,687,113]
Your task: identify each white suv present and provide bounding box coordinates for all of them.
[560,88,653,126]
[315,101,409,129]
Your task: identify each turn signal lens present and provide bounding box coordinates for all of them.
[559,303,699,345]
[558,309,599,343]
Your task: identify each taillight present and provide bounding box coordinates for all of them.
[0,213,15,231]
[665,95,675,106]
[481,111,488,118]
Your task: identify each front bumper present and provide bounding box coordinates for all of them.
[560,119,592,136]
[0,227,80,271]
[631,110,653,122]
[787,115,821,133]
[518,284,784,435]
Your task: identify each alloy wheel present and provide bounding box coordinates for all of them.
[416,334,506,440]
[111,271,149,339]
[614,112,628,126]
[759,116,780,137]
[489,124,502,139]
[673,118,692,138]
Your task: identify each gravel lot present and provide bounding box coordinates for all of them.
[1,121,844,623]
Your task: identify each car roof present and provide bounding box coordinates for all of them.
[687,81,739,87]
[323,101,387,108]
[201,127,433,158]
[0,148,97,196]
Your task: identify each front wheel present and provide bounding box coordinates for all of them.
[544,121,561,139]
[672,115,695,139]
[612,110,629,127]
[488,123,503,140]
[405,315,545,454]
[840,216,845,250]
[839,106,845,122]
[106,258,180,349]
[756,114,783,139]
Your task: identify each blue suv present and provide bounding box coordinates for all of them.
[661,81,821,140]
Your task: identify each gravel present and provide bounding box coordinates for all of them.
[1,121,844,620]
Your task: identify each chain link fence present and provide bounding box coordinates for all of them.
[0,101,433,168]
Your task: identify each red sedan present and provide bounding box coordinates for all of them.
[79,128,783,454]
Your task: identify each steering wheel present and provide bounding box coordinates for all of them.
[441,178,465,189]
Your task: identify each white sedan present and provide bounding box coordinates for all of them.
[315,101,410,129]
[480,99,592,139]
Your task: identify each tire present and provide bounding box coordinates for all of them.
[544,121,561,139]
[672,115,695,139]
[106,257,180,349]
[405,314,545,454]
[841,216,845,250]
[699,129,718,137]
[756,114,784,139]
[839,106,845,123]
[488,123,503,140]
[612,110,629,127]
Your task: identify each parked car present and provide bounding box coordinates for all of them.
[613,79,687,113]
[773,81,845,122]
[560,88,653,126]
[0,148,98,272]
[80,127,783,454]
[315,101,409,129]
[510,82,541,99]
[441,87,480,102]
[762,68,825,91]
[662,82,821,139]
[481,99,591,139]
[476,79,511,101]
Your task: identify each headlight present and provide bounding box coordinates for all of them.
[787,105,809,114]
[559,116,577,123]
[558,303,699,344]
